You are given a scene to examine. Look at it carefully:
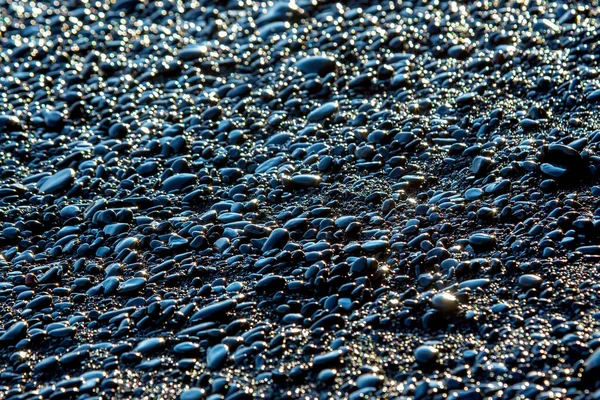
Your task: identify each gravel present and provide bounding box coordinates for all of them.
[2,0,600,399]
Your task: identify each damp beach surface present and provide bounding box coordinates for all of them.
[2,0,600,399]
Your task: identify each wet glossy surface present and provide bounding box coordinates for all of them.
[1,0,600,399]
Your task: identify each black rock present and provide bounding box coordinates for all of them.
[307,103,338,123]
[262,228,289,252]
[0,321,28,345]
[0,115,22,132]
[118,278,147,295]
[178,44,208,61]
[518,274,542,288]
[38,169,76,194]
[469,233,496,250]
[313,350,343,369]
[162,174,198,193]
[190,299,237,322]
[255,275,287,293]
[134,338,166,355]
[207,344,229,369]
[472,156,493,176]
[286,174,322,189]
[414,345,439,364]
[431,293,459,313]
[296,56,337,76]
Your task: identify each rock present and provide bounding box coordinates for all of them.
[178,45,208,61]
[313,350,343,369]
[38,169,76,194]
[307,103,338,122]
[34,356,59,373]
[0,321,28,345]
[472,156,493,176]
[135,338,166,355]
[261,228,289,252]
[180,388,205,400]
[255,275,287,293]
[458,279,490,289]
[518,274,542,288]
[585,348,600,380]
[362,240,388,253]
[162,174,198,193]
[118,277,147,295]
[431,293,459,313]
[295,56,337,76]
[465,188,483,200]
[415,345,439,364]
[540,163,567,178]
[27,295,52,310]
[469,233,496,250]
[207,344,229,369]
[0,115,22,132]
[190,299,236,322]
[286,174,322,189]
[356,374,384,389]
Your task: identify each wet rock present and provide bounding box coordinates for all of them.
[190,299,236,322]
[134,338,166,355]
[518,274,543,288]
[162,174,198,193]
[178,45,208,61]
[296,56,337,76]
[38,169,76,194]
[356,374,384,389]
[118,278,147,295]
[261,228,289,252]
[180,388,205,400]
[286,174,322,189]
[34,356,59,373]
[0,321,28,345]
[472,156,493,176]
[415,345,439,364]
[207,344,229,369]
[469,233,496,251]
[0,115,22,132]
[431,293,459,313]
[313,350,343,369]
[255,275,287,293]
[307,103,338,123]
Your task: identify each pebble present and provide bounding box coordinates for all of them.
[255,275,287,293]
[431,293,459,313]
[118,277,147,295]
[356,374,384,389]
[464,188,483,200]
[585,348,600,379]
[307,103,339,123]
[518,274,543,288]
[37,169,76,194]
[296,56,337,76]
[469,233,496,250]
[162,174,198,193]
[191,299,236,322]
[207,344,229,369]
[180,388,205,400]
[261,228,289,252]
[0,321,28,345]
[134,337,166,355]
[415,346,439,364]
[289,174,322,189]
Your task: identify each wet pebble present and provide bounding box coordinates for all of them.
[37,169,76,194]
[207,344,229,369]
